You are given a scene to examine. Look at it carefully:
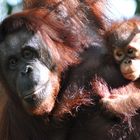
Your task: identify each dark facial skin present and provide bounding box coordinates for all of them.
[0,29,60,115]
[113,33,140,81]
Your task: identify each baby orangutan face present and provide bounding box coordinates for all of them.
[114,33,140,81]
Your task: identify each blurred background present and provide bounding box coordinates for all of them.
[0,0,140,22]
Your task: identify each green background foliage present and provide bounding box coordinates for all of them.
[136,0,140,13]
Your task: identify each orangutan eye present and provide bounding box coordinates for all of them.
[8,57,18,70]
[114,50,124,62]
[22,49,34,59]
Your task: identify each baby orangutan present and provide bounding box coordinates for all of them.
[109,20,140,81]
[93,19,140,119]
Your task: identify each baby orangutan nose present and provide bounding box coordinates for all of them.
[123,58,132,65]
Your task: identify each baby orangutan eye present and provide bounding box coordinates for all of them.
[127,47,137,58]
[127,48,134,54]
[114,50,124,62]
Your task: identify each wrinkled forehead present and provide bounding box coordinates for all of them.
[0,29,32,50]
[0,28,43,58]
